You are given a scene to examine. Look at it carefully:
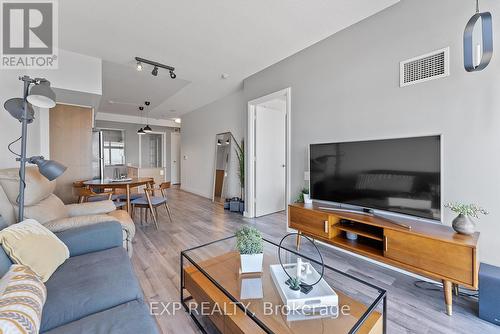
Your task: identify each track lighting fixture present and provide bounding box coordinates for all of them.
[134,57,177,79]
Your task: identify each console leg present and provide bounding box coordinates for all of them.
[296,232,302,251]
[453,283,459,296]
[443,280,453,316]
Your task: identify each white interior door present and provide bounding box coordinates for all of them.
[171,132,181,184]
[255,105,286,217]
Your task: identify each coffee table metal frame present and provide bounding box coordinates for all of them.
[180,235,387,334]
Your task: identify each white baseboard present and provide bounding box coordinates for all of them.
[180,186,211,199]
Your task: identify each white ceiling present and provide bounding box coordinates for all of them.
[59,0,399,119]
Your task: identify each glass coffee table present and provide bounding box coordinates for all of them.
[180,236,387,334]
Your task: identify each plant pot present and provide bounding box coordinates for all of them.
[303,194,312,204]
[452,214,476,235]
[240,253,263,274]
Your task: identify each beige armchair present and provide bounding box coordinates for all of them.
[0,167,135,256]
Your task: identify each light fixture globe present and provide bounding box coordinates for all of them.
[136,61,143,71]
[27,80,56,108]
[143,125,152,133]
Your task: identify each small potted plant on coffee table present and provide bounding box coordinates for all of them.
[236,226,264,274]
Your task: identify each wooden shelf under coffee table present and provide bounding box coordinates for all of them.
[180,236,387,334]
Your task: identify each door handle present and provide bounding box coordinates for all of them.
[324,220,329,234]
[384,236,388,252]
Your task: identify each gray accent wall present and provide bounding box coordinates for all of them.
[181,90,244,198]
[182,0,500,266]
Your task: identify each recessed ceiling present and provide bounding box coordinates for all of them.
[59,0,399,118]
[98,60,189,117]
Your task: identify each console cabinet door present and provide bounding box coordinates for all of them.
[384,229,474,285]
[289,206,335,238]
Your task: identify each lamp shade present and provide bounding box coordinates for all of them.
[27,81,56,108]
[137,128,146,135]
[29,156,66,181]
[4,98,35,123]
[143,125,152,133]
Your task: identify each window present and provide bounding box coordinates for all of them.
[102,130,125,166]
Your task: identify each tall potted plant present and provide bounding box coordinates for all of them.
[445,203,488,235]
[236,226,264,273]
[235,139,245,212]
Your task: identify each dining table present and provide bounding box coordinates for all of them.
[83,177,154,215]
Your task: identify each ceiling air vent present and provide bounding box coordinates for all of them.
[400,47,450,87]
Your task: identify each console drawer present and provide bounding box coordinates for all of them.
[384,229,474,285]
[289,206,335,238]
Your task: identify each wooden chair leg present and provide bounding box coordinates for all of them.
[165,203,173,222]
[150,206,159,230]
[145,208,149,224]
[140,208,144,226]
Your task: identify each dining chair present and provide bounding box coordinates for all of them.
[131,182,173,229]
[73,181,126,209]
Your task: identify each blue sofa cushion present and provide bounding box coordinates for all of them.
[41,247,143,332]
[55,222,123,257]
[0,215,13,277]
[42,300,159,334]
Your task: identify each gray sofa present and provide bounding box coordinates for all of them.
[0,221,159,334]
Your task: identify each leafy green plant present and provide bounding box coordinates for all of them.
[236,226,263,255]
[445,203,489,218]
[235,139,245,199]
[288,276,302,291]
[295,188,310,203]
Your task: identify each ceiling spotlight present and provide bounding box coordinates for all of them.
[145,101,150,106]
[152,66,159,76]
[136,61,143,71]
[139,106,144,111]
[217,140,222,146]
[225,139,230,145]
[174,118,181,124]
[137,128,146,135]
[143,125,152,133]
[169,71,177,79]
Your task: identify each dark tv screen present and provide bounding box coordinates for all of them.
[309,136,441,220]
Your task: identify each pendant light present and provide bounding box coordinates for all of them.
[143,101,152,133]
[137,106,146,135]
[464,0,493,72]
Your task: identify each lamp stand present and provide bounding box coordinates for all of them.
[17,76,34,222]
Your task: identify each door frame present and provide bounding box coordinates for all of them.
[170,131,181,185]
[246,87,291,218]
[138,130,167,170]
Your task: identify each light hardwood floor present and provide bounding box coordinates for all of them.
[131,188,499,334]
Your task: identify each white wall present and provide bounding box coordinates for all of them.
[181,90,244,198]
[242,0,500,266]
[0,49,102,169]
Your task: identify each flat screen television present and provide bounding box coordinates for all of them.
[309,136,441,220]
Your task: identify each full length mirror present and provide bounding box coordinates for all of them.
[212,132,240,203]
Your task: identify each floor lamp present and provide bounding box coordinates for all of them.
[3,75,67,221]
